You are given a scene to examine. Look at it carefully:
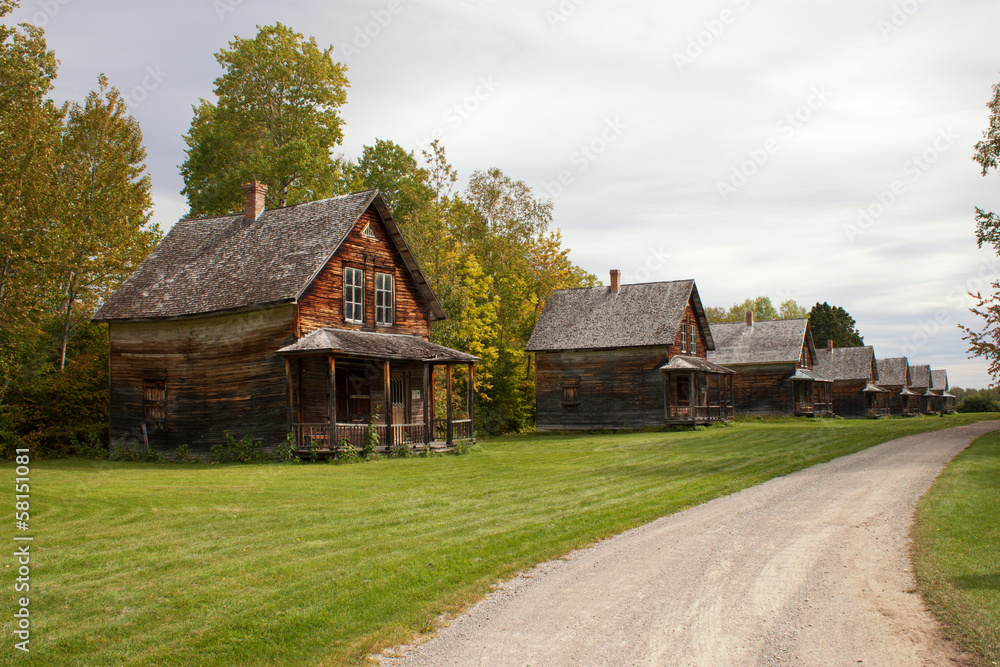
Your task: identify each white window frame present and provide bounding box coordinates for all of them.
[689,324,697,355]
[375,272,394,326]
[345,267,363,323]
[680,326,687,353]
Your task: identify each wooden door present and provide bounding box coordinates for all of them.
[390,371,408,427]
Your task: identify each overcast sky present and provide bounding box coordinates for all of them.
[8,0,1000,387]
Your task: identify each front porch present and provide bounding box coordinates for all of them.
[863,383,890,418]
[659,356,735,425]
[278,329,479,455]
[790,369,834,416]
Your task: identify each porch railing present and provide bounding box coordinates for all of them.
[866,407,891,418]
[432,418,474,442]
[666,405,734,422]
[794,402,815,415]
[292,421,466,452]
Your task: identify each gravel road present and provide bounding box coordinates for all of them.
[379,421,999,666]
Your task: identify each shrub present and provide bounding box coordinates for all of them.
[274,433,299,463]
[957,394,1000,413]
[332,439,361,464]
[172,444,200,463]
[208,431,269,464]
[109,439,166,463]
[362,409,381,460]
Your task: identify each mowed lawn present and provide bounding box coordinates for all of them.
[912,428,1000,666]
[5,415,997,666]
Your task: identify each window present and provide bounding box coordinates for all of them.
[689,324,697,355]
[361,223,377,240]
[375,272,393,325]
[562,379,580,406]
[680,326,688,353]
[345,267,363,323]
[143,370,167,432]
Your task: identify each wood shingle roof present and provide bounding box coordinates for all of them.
[707,318,814,366]
[876,357,910,386]
[93,189,444,322]
[525,280,713,352]
[277,329,478,363]
[909,364,932,388]
[931,369,949,391]
[813,346,878,382]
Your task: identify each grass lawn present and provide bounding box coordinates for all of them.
[912,428,1000,666]
[3,414,996,666]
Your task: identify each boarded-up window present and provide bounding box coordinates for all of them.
[375,272,393,325]
[562,379,580,406]
[345,267,363,323]
[143,370,167,432]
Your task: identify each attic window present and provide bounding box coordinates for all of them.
[689,324,697,355]
[361,223,377,240]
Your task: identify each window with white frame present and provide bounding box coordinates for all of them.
[680,326,688,353]
[375,272,393,325]
[344,267,363,323]
[689,324,697,355]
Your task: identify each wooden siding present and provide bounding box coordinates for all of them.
[831,379,868,418]
[727,363,796,415]
[535,347,669,429]
[668,304,709,358]
[297,206,431,339]
[108,305,296,453]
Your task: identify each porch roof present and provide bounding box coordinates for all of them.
[788,368,834,382]
[277,329,479,363]
[862,382,888,393]
[656,355,735,374]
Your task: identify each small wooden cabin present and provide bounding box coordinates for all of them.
[875,356,919,416]
[707,314,833,416]
[929,369,956,413]
[93,183,477,455]
[525,273,734,429]
[813,343,888,418]
[908,364,933,414]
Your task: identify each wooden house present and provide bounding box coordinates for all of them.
[525,272,734,429]
[908,364,933,414]
[929,369,956,413]
[875,357,919,415]
[93,183,477,455]
[707,314,833,416]
[813,343,888,418]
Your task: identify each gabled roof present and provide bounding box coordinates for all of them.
[525,280,713,352]
[656,355,734,374]
[931,369,949,391]
[909,364,932,389]
[876,357,910,386]
[93,189,445,322]
[707,318,814,366]
[277,329,478,363]
[814,346,878,382]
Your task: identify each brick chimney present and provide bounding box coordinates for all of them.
[610,269,621,293]
[746,311,753,327]
[828,339,834,351]
[243,181,267,221]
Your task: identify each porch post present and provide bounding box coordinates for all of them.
[467,363,475,440]
[689,371,695,422]
[328,356,336,447]
[446,364,454,445]
[383,359,393,451]
[284,357,295,437]
[423,363,431,447]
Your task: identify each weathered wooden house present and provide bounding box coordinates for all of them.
[875,356,919,415]
[929,369,956,413]
[813,343,888,418]
[908,364,933,414]
[93,183,478,455]
[707,314,833,416]
[525,272,735,429]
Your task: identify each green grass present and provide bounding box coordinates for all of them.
[912,428,1000,666]
[3,414,996,666]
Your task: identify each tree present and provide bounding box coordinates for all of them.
[0,1,62,402]
[808,302,864,347]
[52,75,158,370]
[962,79,1000,384]
[181,23,349,217]
[343,139,432,223]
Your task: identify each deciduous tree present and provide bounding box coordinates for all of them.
[181,23,349,217]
